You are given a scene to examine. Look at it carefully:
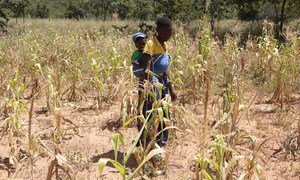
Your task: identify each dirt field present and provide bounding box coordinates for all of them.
[0,92,299,180]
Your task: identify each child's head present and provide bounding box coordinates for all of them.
[156,16,172,42]
[132,32,147,51]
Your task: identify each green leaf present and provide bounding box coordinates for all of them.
[123,117,135,127]
[196,156,210,169]
[98,158,125,178]
[157,107,164,121]
[112,133,124,162]
[201,169,213,180]
[98,158,109,175]
[17,83,25,97]
[124,111,153,165]
[145,69,155,76]
[210,159,220,173]
[162,100,169,119]
[154,125,179,145]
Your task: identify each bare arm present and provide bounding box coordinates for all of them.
[165,71,177,101]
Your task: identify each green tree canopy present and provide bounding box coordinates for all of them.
[32,3,49,18]
[0,1,9,30]
[65,1,85,20]
[4,0,29,22]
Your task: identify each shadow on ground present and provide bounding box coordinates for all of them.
[91,150,137,169]
[100,119,122,132]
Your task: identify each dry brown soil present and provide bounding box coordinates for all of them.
[0,94,299,180]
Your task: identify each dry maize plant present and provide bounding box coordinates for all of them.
[193,19,273,180]
[0,71,28,176]
[97,53,178,179]
[41,49,79,180]
[250,21,300,104]
[0,18,299,179]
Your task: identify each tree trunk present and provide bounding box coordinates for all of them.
[23,11,25,22]
[273,0,280,39]
[210,16,215,35]
[209,0,215,35]
[273,0,287,42]
[103,12,107,21]
[279,0,287,34]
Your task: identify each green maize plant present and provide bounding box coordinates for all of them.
[105,41,127,103]
[248,22,274,87]
[0,70,28,177]
[90,56,104,109]
[195,135,226,180]
[61,35,84,102]
[98,79,177,179]
[249,21,300,105]
[1,71,27,139]
[46,72,62,113]
[270,38,300,104]
[172,27,197,103]
[198,18,213,110]
[195,134,268,180]
[98,102,171,179]
[193,16,271,180]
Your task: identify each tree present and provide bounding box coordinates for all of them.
[234,0,261,21]
[230,0,299,42]
[207,0,231,34]
[151,0,206,22]
[88,0,114,20]
[131,0,154,20]
[0,1,9,30]
[33,3,49,19]
[114,0,132,20]
[271,0,287,41]
[152,0,175,19]
[285,0,300,19]
[65,1,85,20]
[5,0,29,23]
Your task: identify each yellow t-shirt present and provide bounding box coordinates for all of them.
[143,36,168,56]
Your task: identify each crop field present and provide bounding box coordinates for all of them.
[0,19,299,179]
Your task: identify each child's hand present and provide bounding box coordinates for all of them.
[170,91,177,102]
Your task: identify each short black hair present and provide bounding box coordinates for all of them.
[156,16,172,28]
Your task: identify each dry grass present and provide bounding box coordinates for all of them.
[0,19,299,179]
